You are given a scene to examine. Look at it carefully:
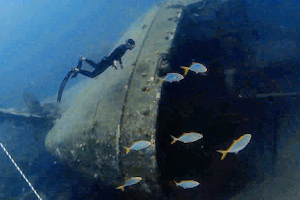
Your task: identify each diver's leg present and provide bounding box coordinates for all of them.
[78,57,113,78]
[79,62,111,78]
[96,63,111,74]
[76,60,83,68]
[94,56,112,69]
[70,59,83,79]
[78,70,99,78]
[76,59,82,69]
[84,59,98,69]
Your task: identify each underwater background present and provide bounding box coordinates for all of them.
[1,0,300,199]
[0,0,156,199]
[0,0,156,109]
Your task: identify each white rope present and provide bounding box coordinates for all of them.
[0,143,42,200]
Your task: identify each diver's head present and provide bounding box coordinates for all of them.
[125,39,135,50]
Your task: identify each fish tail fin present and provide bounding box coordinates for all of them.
[158,78,164,83]
[216,150,228,160]
[174,180,178,186]
[116,185,125,192]
[170,135,178,145]
[124,147,130,154]
[180,66,189,75]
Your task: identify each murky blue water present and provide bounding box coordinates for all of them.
[0,0,156,199]
[0,0,156,109]
[1,0,300,199]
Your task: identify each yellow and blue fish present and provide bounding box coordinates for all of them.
[181,62,208,75]
[171,132,203,144]
[217,134,252,160]
[116,177,142,191]
[174,180,200,189]
[124,140,152,154]
[162,73,184,83]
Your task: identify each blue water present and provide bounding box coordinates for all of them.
[1,0,300,199]
[0,0,156,109]
[0,1,157,199]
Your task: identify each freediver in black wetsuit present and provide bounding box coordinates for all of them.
[71,39,135,78]
[57,39,135,102]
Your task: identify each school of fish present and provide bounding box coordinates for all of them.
[162,62,208,83]
[117,62,252,191]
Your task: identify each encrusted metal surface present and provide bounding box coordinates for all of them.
[45,5,161,186]
[45,0,203,195]
[118,1,184,195]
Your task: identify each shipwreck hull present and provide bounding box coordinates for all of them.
[45,1,182,197]
[46,0,300,199]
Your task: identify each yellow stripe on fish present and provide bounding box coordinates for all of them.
[162,73,184,83]
[124,140,152,154]
[174,180,200,189]
[116,177,142,192]
[180,62,208,75]
[171,132,203,145]
[217,134,252,160]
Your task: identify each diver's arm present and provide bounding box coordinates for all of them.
[112,60,118,70]
[118,58,123,69]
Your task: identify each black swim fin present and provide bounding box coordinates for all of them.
[71,60,83,79]
[57,69,75,102]
[71,70,79,79]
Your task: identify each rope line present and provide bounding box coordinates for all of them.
[0,143,42,200]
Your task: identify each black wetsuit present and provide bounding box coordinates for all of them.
[78,44,128,78]
[108,44,128,66]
